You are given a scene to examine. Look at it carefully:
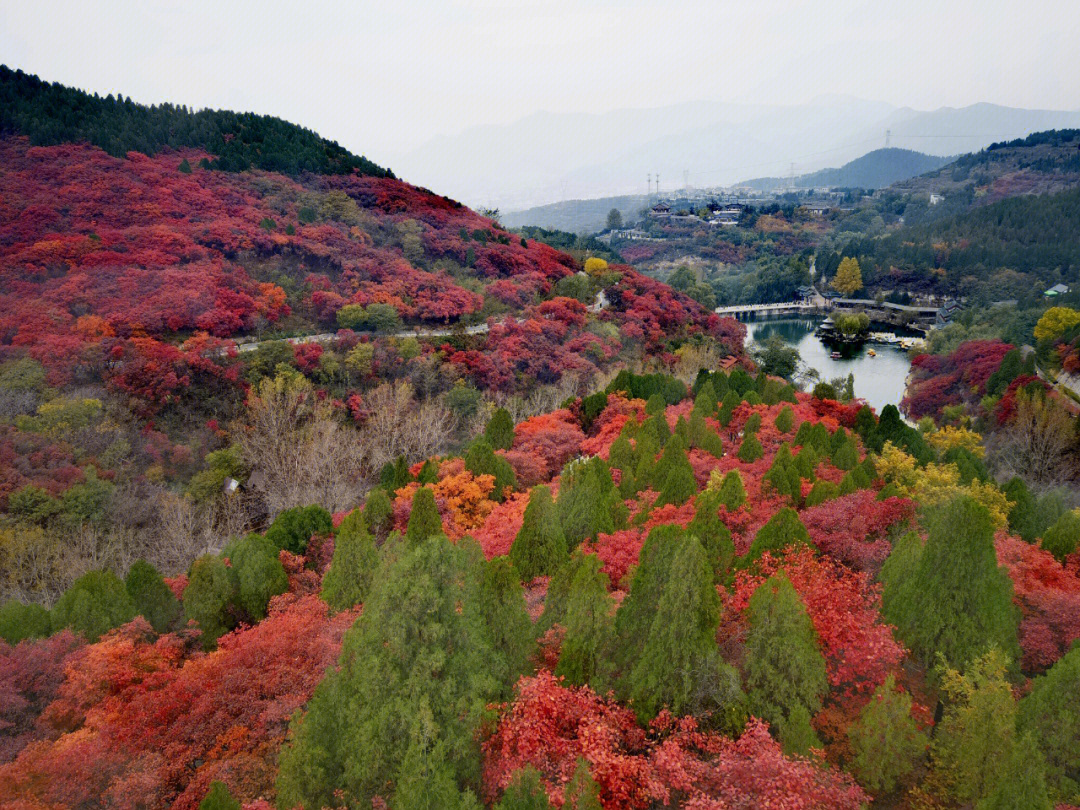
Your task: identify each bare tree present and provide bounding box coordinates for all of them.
[235,373,365,517]
[358,380,456,472]
[988,389,1078,489]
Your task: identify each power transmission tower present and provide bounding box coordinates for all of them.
[656,173,660,196]
[647,173,651,196]
[886,129,891,148]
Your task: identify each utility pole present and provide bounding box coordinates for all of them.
[656,173,660,196]
[647,173,651,196]
[886,129,891,148]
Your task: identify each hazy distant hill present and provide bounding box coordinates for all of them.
[395,97,1080,209]
[744,148,954,191]
[503,194,652,234]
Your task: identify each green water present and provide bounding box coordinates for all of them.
[745,316,913,413]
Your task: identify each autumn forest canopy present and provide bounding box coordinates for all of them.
[1,67,1080,810]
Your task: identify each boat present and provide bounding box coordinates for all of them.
[830,351,842,360]
[867,348,876,357]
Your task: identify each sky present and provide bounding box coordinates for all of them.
[3,0,1079,167]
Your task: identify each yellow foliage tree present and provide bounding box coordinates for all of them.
[830,257,863,296]
[876,442,1009,529]
[1033,306,1080,342]
[926,426,986,458]
[583,257,609,276]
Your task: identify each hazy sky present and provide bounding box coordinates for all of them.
[3,0,1079,165]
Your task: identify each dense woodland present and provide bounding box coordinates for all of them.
[2,69,1080,810]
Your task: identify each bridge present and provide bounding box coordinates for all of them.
[714,301,821,319]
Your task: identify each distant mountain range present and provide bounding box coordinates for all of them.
[393,97,1080,210]
[742,148,954,192]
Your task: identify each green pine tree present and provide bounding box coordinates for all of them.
[718,389,740,427]
[224,533,288,622]
[465,439,517,502]
[496,767,551,810]
[804,480,839,507]
[321,510,379,611]
[774,406,794,434]
[124,559,181,633]
[265,504,332,554]
[1017,644,1080,803]
[743,573,827,728]
[1040,510,1080,562]
[538,550,591,632]
[363,487,394,542]
[778,702,822,756]
[485,407,516,451]
[406,486,444,546]
[557,461,615,549]
[0,600,51,644]
[183,555,237,650]
[692,382,717,418]
[882,496,1020,669]
[847,674,928,794]
[625,535,724,721]
[976,732,1052,810]
[510,485,568,581]
[644,393,667,416]
[744,507,811,564]
[563,758,602,810]
[654,438,697,507]
[687,488,735,581]
[276,535,504,808]
[1004,476,1039,541]
[737,431,763,462]
[715,470,746,510]
[556,554,614,687]
[50,569,136,642]
[472,554,535,695]
[611,525,683,679]
[832,438,858,471]
[198,781,240,810]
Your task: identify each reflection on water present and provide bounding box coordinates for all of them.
[745,316,913,414]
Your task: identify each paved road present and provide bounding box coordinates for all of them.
[232,322,492,353]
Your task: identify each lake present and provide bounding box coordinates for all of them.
[744,316,913,413]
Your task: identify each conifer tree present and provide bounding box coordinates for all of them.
[929,647,1016,804]
[774,405,794,434]
[183,555,238,650]
[673,415,690,445]
[50,569,136,642]
[363,487,394,542]
[804,480,839,507]
[510,485,568,581]
[977,732,1052,810]
[473,554,534,696]
[406,486,444,546]
[743,573,827,729]
[199,781,240,810]
[832,437,858,471]
[556,554,614,687]
[745,507,811,564]
[847,674,928,794]
[793,419,814,448]
[465,438,517,502]
[124,559,181,633]
[629,430,659,497]
[692,381,717,418]
[563,759,602,810]
[1003,476,1039,541]
[641,411,670,446]
[743,412,762,434]
[655,437,697,507]
[265,504,332,554]
[737,431,764,462]
[644,392,666,416]
[276,535,503,808]
[688,411,724,458]
[224,532,288,621]
[625,535,724,721]
[496,767,551,810]
[322,511,379,611]
[611,525,683,678]
[716,469,746,510]
[879,531,923,612]
[608,435,637,498]
[416,458,440,484]
[1017,644,1080,802]
[718,389,740,426]
[0,600,51,644]
[557,461,615,549]
[381,455,414,493]
[1040,509,1080,562]
[882,496,1020,669]
[537,550,591,632]
[687,489,735,580]
[485,407,516,451]
[778,703,822,756]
